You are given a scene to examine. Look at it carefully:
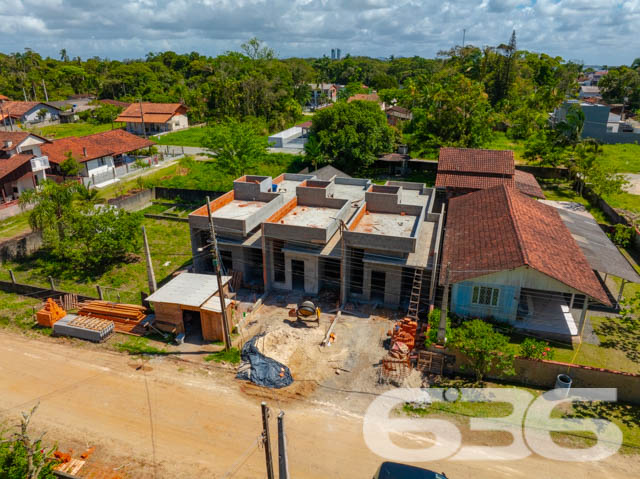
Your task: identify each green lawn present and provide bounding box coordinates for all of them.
[0,210,32,240]
[599,143,640,174]
[0,217,192,305]
[603,191,640,215]
[0,290,41,331]
[485,132,527,163]
[29,122,125,139]
[151,127,209,147]
[403,380,640,453]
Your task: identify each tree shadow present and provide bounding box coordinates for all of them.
[594,319,639,364]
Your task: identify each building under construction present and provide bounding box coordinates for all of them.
[188,172,445,309]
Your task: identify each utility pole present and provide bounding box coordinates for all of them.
[142,226,157,293]
[22,86,28,102]
[277,411,290,479]
[437,262,451,345]
[261,402,275,479]
[206,196,232,351]
[462,29,466,48]
[139,98,147,139]
[42,79,49,102]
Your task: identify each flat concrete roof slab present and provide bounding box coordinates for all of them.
[146,273,232,307]
[276,179,304,200]
[352,212,418,237]
[401,189,431,207]
[333,184,367,204]
[279,205,338,228]
[214,199,267,220]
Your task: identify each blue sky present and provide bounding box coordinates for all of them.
[0,0,637,65]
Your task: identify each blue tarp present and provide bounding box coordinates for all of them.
[236,333,294,389]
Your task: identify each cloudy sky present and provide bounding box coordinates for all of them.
[0,0,637,65]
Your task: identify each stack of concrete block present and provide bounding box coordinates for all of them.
[53,314,114,342]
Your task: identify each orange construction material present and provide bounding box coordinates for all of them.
[36,298,66,327]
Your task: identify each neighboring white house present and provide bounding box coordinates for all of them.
[579,85,601,99]
[308,83,338,108]
[116,103,189,135]
[0,101,61,125]
[0,131,51,201]
[41,129,154,186]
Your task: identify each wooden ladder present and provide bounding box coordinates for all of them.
[406,268,424,320]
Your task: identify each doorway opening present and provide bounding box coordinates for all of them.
[291,259,305,291]
[370,270,386,303]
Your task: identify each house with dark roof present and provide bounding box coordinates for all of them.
[435,147,545,199]
[0,101,62,125]
[0,132,51,201]
[41,129,154,186]
[115,103,188,136]
[441,184,611,342]
[385,105,412,126]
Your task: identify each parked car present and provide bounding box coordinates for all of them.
[373,462,448,478]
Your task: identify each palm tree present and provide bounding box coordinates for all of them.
[304,134,326,172]
[59,49,69,62]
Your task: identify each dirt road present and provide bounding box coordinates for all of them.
[0,331,638,478]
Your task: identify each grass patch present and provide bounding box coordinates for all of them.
[599,143,640,174]
[151,127,209,147]
[506,315,639,374]
[402,380,640,453]
[0,210,32,240]
[540,180,610,224]
[115,336,168,355]
[0,290,41,331]
[603,191,640,215]
[485,132,527,163]
[0,217,192,305]
[30,122,125,139]
[205,347,241,364]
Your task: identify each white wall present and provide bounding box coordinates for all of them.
[22,104,60,123]
[82,156,115,177]
[169,114,189,131]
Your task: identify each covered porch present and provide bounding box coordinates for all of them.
[514,288,588,342]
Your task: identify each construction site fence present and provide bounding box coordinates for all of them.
[446,348,640,405]
[0,279,97,303]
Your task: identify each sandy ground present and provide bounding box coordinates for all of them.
[1,316,640,477]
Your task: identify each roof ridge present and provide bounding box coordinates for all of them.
[503,186,529,266]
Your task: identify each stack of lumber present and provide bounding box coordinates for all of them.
[78,300,150,335]
[36,298,66,327]
[54,314,114,342]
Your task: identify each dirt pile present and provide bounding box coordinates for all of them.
[255,326,325,367]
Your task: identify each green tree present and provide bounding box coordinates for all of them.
[19,180,78,247]
[599,67,640,110]
[36,109,48,122]
[303,134,326,172]
[408,73,493,154]
[59,151,81,178]
[449,319,516,382]
[311,100,395,174]
[0,404,57,479]
[204,120,269,177]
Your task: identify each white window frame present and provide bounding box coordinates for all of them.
[472,286,500,307]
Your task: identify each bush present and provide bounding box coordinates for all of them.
[519,337,555,360]
[423,308,451,348]
[609,224,633,248]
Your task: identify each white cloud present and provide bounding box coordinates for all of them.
[0,0,636,65]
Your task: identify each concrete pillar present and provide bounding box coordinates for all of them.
[569,293,575,310]
[617,280,626,308]
[48,276,55,291]
[578,295,589,338]
[9,270,15,284]
[96,285,104,300]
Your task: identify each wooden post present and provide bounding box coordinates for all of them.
[48,276,55,291]
[96,285,104,300]
[142,226,157,293]
[437,262,451,345]
[9,270,16,284]
[206,196,231,351]
[277,411,290,479]
[261,402,274,479]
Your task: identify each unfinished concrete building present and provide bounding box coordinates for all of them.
[188,173,445,309]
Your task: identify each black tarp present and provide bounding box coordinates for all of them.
[236,333,294,388]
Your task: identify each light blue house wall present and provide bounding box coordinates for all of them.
[451,281,519,323]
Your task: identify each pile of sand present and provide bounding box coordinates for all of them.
[255,326,325,366]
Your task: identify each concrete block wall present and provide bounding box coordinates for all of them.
[233,175,272,198]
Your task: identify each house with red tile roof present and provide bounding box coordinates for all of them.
[0,132,51,201]
[0,101,62,125]
[435,147,545,199]
[440,184,611,342]
[115,102,188,136]
[41,129,154,185]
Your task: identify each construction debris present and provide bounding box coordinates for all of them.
[36,298,66,328]
[321,311,341,346]
[54,314,114,342]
